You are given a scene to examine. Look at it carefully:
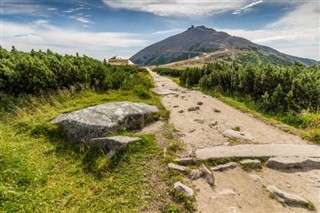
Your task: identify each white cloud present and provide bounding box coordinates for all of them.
[218,1,319,60]
[103,0,250,17]
[232,0,263,15]
[1,21,148,60]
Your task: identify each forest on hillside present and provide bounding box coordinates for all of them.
[0,46,149,95]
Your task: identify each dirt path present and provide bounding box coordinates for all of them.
[149,70,320,213]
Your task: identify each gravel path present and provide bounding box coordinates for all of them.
[149,70,320,213]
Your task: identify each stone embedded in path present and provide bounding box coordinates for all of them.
[175,157,195,165]
[152,88,178,96]
[197,102,203,106]
[178,110,184,113]
[168,163,189,172]
[240,159,262,169]
[199,164,214,186]
[218,188,237,196]
[189,169,202,180]
[266,185,309,208]
[195,144,320,161]
[223,129,254,141]
[213,108,221,113]
[51,102,158,143]
[90,136,141,158]
[194,119,205,124]
[174,182,194,196]
[188,106,200,111]
[208,121,218,128]
[211,162,238,172]
[266,157,320,170]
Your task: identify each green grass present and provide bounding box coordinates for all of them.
[0,87,179,212]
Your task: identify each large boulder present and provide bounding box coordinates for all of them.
[51,102,159,143]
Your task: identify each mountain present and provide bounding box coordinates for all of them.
[130,26,317,66]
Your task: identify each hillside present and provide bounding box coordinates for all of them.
[130,26,317,66]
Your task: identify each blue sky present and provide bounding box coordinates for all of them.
[1,0,319,60]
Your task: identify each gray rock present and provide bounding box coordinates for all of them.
[195,144,320,161]
[197,102,203,106]
[89,136,141,158]
[194,119,205,124]
[240,159,262,169]
[218,188,237,196]
[189,169,202,180]
[168,163,189,172]
[152,88,178,95]
[174,182,194,196]
[175,158,195,165]
[211,162,238,172]
[188,106,200,112]
[266,157,320,170]
[267,185,309,207]
[199,164,214,186]
[51,102,158,143]
[223,129,254,141]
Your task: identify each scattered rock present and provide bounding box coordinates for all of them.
[189,129,196,133]
[152,88,178,95]
[223,129,254,141]
[211,162,238,172]
[266,157,320,170]
[168,163,189,172]
[213,108,221,113]
[175,158,195,165]
[174,182,194,196]
[249,174,262,183]
[194,119,205,124]
[197,102,203,106]
[173,105,179,108]
[208,121,218,128]
[199,164,214,186]
[174,132,186,138]
[51,102,158,143]
[188,106,200,111]
[178,110,184,113]
[89,136,141,158]
[189,169,202,180]
[240,159,262,169]
[266,185,309,207]
[218,188,237,196]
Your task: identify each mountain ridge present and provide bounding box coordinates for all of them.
[130,26,317,66]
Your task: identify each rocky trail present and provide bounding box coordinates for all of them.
[149,69,320,213]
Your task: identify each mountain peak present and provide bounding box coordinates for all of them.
[188,25,216,32]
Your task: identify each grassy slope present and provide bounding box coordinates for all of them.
[0,86,191,212]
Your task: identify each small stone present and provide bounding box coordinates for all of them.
[211,162,238,172]
[208,121,218,128]
[178,110,184,113]
[194,119,205,124]
[249,174,262,183]
[227,207,237,213]
[188,106,200,112]
[213,108,221,113]
[189,169,201,180]
[218,189,236,196]
[266,185,309,207]
[175,158,195,165]
[197,102,203,106]
[173,105,179,108]
[240,159,262,169]
[199,164,214,186]
[174,132,186,138]
[174,182,194,196]
[168,163,189,172]
[223,129,254,141]
[189,129,196,133]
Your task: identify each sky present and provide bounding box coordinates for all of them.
[1,0,319,61]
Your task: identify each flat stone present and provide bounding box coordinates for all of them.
[152,88,178,95]
[89,136,141,158]
[168,163,189,172]
[218,188,237,196]
[240,159,262,169]
[51,102,158,143]
[174,182,194,196]
[266,157,320,170]
[223,129,254,141]
[211,162,238,172]
[175,158,195,165]
[188,106,200,112]
[199,165,214,186]
[195,144,320,161]
[267,185,309,207]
